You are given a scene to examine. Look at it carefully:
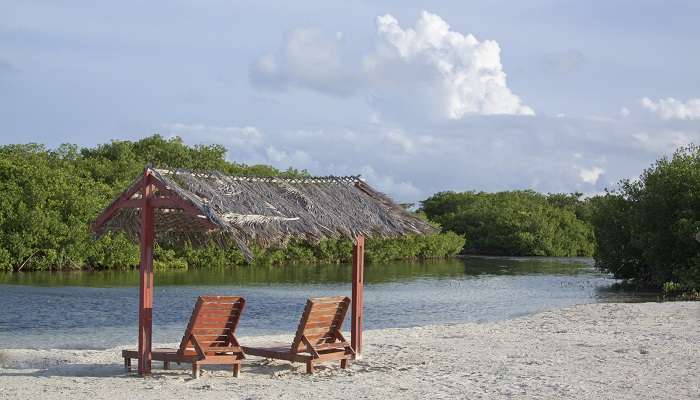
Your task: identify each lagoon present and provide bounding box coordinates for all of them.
[0,256,649,350]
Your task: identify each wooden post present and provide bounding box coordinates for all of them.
[137,173,155,376]
[351,235,365,359]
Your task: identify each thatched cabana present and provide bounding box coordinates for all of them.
[93,167,435,375]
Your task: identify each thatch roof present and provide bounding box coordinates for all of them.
[93,168,435,259]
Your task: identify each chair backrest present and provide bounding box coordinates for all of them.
[178,295,245,356]
[291,296,350,353]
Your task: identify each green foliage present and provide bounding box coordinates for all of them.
[159,233,463,269]
[86,233,140,270]
[365,231,465,263]
[0,135,462,271]
[662,281,683,294]
[178,243,246,269]
[589,145,700,291]
[153,245,188,271]
[0,144,114,270]
[421,190,595,257]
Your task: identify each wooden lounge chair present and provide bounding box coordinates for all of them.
[242,296,355,374]
[122,295,245,378]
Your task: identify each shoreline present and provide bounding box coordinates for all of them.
[1,301,698,399]
[0,254,597,277]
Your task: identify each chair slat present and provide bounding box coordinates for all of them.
[198,305,242,312]
[195,315,241,324]
[308,296,348,304]
[306,313,342,325]
[193,323,235,330]
[199,296,242,302]
[192,328,231,334]
[310,303,348,313]
[304,321,340,329]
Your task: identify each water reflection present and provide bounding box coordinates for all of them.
[0,256,599,287]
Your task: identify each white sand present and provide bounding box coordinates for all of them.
[1,302,698,399]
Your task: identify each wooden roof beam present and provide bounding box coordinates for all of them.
[92,174,148,231]
[92,170,217,232]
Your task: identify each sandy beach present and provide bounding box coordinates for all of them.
[1,301,697,399]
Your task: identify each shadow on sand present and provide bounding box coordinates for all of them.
[0,354,343,380]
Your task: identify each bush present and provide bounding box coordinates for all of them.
[0,144,116,270]
[163,233,464,268]
[590,144,700,291]
[420,190,594,256]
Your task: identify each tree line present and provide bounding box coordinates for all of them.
[0,135,464,271]
[421,191,595,257]
[420,145,699,293]
[1,135,697,293]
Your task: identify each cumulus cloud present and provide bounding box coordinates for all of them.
[250,11,533,120]
[363,12,534,118]
[640,97,700,120]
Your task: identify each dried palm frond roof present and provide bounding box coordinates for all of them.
[93,168,435,259]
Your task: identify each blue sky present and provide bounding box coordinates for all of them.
[2,0,700,201]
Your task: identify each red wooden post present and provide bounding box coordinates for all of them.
[351,235,365,358]
[137,173,155,376]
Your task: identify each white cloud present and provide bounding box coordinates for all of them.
[577,166,604,184]
[250,11,533,120]
[640,97,700,120]
[380,129,416,157]
[163,123,263,146]
[359,165,422,199]
[160,115,700,201]
[363,12,533,119]
[264,146,319,171]
[631,130,695,154]
[161,123,264,161]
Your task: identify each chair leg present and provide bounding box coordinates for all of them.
[163,361,170,370]
[340,359,348,369]
[306,360,314,374]
[192,363,200,379]
[124,358,131,372]
[233,363,241,378]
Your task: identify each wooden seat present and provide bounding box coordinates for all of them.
[242,296,354,374]
[122,295,245,378]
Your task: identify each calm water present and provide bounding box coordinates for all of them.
[0,257,650,349]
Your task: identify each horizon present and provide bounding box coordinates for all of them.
[2,1,700,202]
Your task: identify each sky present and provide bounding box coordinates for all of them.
[2,0,700,202]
